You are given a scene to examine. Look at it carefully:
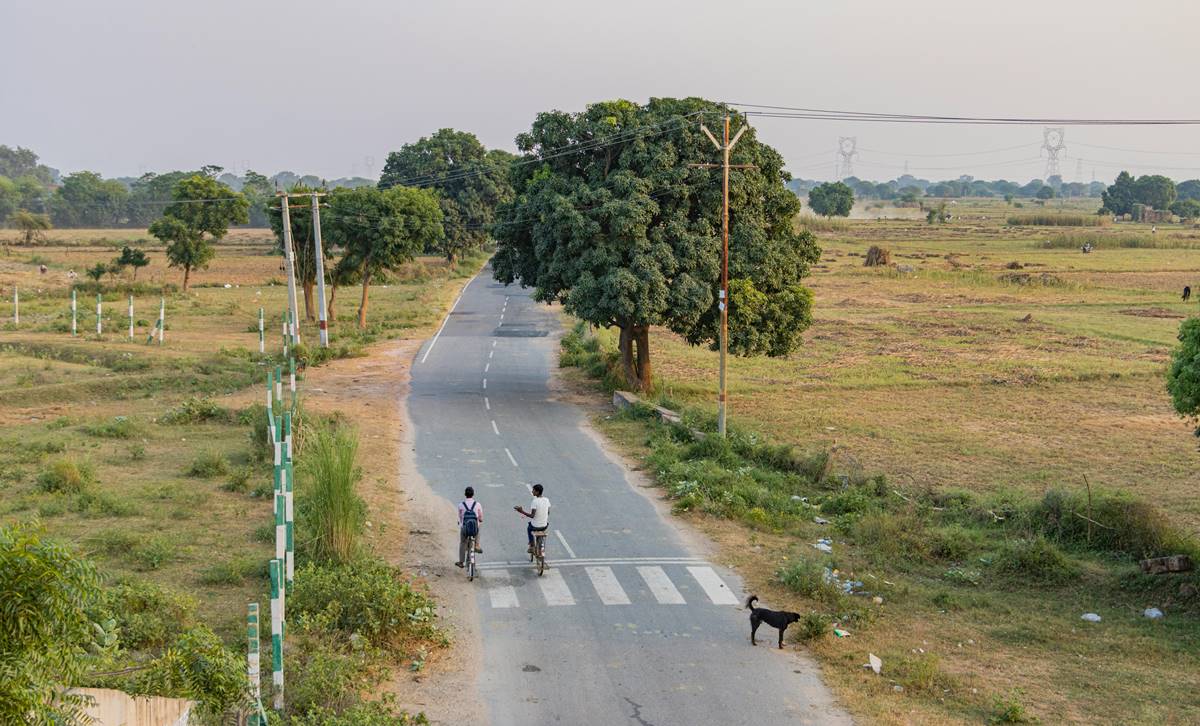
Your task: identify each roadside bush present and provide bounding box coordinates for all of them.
[133,537,177,571]
[989,691,1034,724]
[794,612,829,642]
[284,614,380,717]
[852,510,929,563]
[123,626,248,719]
[223,466,253,493]
[37,457,94,493]
[992,536,1080,583]
[891,652,955,693]
[160,396,231,425]
[1030,488,1195,560]
[244,403,273,462]
[73,490,140,518]
[199,556,263,586]
[289,559,442,653]
[288,702,429,726]
[776,559,841,603]
[299,425,365,564]
[187,450,228,478]
[97,579,197,650]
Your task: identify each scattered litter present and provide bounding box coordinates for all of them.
[867,653,882,675]
[813,516,829,525]
[812,539,833,554]
[1081,613,1102,623]
[872,596,884,605]
[223,283,232,288]
[1143,607,1164,620]
[824,426,836,431]
[833,628,850,638]
[883,580,896,586]
[791,495,802,501]
[893,685,904,693]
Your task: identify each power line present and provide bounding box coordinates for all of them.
[856,142,1041,158]
[725,102,1200,125]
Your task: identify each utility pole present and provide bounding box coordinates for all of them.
[837,137,858,179]
[692,115,754,438]
[311,193,329,347]
[278,194,301,345]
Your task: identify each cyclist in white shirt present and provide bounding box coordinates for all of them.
[513,484,550,554]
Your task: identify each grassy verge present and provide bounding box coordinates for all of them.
[562,321,1200,725]
[0,241,484,722]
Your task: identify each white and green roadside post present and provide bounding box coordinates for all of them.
[95,293,102,335]
[157,297,165,345]
[274,365,283,406]
[247,602,262,725]
[259,307,265,354]
[71,289,77,336]
[283,410,295,589]
[269,559,284,711]
[289,357,296,398]
[282,310,289,358]
[127,295,134,339]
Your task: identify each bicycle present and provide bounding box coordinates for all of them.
[530,530,548,576]
[463,533,478,581]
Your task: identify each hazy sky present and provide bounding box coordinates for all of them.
[4,0,1199,183]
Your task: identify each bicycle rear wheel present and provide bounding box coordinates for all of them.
[467,538,476,581]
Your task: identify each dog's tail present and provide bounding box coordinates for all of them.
[745,594,758,609]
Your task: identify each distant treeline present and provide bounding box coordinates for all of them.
[788,174,1112,201]
[0,144,375,229]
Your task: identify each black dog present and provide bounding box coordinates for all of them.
[746,595,801,649]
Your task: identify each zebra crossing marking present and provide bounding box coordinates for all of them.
[585,566,631,605]
[637,565,686,605]
[537,569,575,606]
[483,569,519,609]
[688,566,740,605]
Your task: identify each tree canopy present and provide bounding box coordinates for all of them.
[808,181,855,217]
[148,175,248,291]
[267,184,332,321]
[1167,318,1200,435]
[491,97,820,390]
[323,185,444,327]
[1103,171,1178,215]
[49,171,129,227]
[379,129,514,263]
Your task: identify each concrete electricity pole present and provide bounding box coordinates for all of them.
[278,194,301,345]
[311,192,330,347]
[693,115,754,438]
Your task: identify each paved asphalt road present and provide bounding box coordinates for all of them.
[409,268,852,726]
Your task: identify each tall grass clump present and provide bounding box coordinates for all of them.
[300,425,364,564]
[1007,213,1108,227]
[37,457,95,493]
[1036,231,1200,249]
[795,215,851,233]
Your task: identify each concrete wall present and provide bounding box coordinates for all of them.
[73,688,194,726]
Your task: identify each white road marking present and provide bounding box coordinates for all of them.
[538,569,575,606]
[638,566,686,605]
[488,350,494,359]
[504,448,518,467]
[483,569,519,609]
[687,566,739,605]
[477,556,707,570]
[484,397,490,410]
[554,530,577,559]
[491,420,500,436]
[523,481,533,493]
[484,363,490,373]
[499,313,504,321]
[482,378,487,389]
[586,566,631,605]
[419,273,476,364]
[492,340,496,348]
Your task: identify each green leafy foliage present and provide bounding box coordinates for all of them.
[268,183,332,322]
[1167,317,1200,430]
[0,521,102,725]
[1103,171,1178,215]
[379,129,514,263]
[808,181,854,217]
[37,457,95,493]
[123,626,248,718]
[299,425,364,564]
[7,209,52,245]
[149,174,248,291]
[493,97,819,390]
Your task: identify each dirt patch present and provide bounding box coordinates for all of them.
[1118,307,1185,319]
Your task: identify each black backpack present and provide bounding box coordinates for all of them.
[461,501,479,537]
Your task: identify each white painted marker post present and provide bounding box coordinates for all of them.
[95,293,102,335]
[12,287,17,326]
[246,603,262,725]
[269,559,284,710]
[71,289,77,336]
[127,295,134,339]
[157,297,164,345]
[258,307,265,353]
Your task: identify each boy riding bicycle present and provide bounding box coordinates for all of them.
[455,486,483,569]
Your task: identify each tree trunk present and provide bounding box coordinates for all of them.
[617,323,653,392]
[302,279,316,321]
[357,269,371,329]
[182,264,191,293]
[327,283,338,323]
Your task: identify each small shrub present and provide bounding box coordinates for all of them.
[73,491,140,518]
[1030,488,1192,560]
[943,567,982,587]
[98,580,197,650]
[989,691,1034,724]
[160,396,231,425]
[36,499,66,518]
[83,416,139,439]
[199,557,262,586]
[283,615,379,717]
[37,457,94,493]
[128,443,146,461]
[852,510,929,562]
[253,523,275,543]
[222,466,253,493]
[133,537,176,571]
[88,529,143,557]
[992,536,1080,583]
[187,450,228,478]
[777,559,840,602]
[288,702,427,726]
[892,652,954,692]
[927,524,981,561]
[820,489,875,516]
[794,612,829,642]
[289,559,442,651]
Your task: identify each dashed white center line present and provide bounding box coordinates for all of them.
[484,363,490,373]
[492,340,496,348]
[482,378,487,389]
[491,420,500,436]
[488,350,494,359]
[499,313,504,321]
[504,448,518,467]
[484,397,490,410]
[555,530,577,559]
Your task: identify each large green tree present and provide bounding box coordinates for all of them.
[1102,171,1137,215]
[49,171,129,227]
[323,186,444,327]
[1177,179,1200,202]
[0,521,101,725]
[808,181,855,217]
[379,129,514,264]
[1135,174,1177,211]
[1167,318,1200,435]
[241,170,275,227]
[267,184,333,321]
[492,97,820,391]
[149,175,248,291]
